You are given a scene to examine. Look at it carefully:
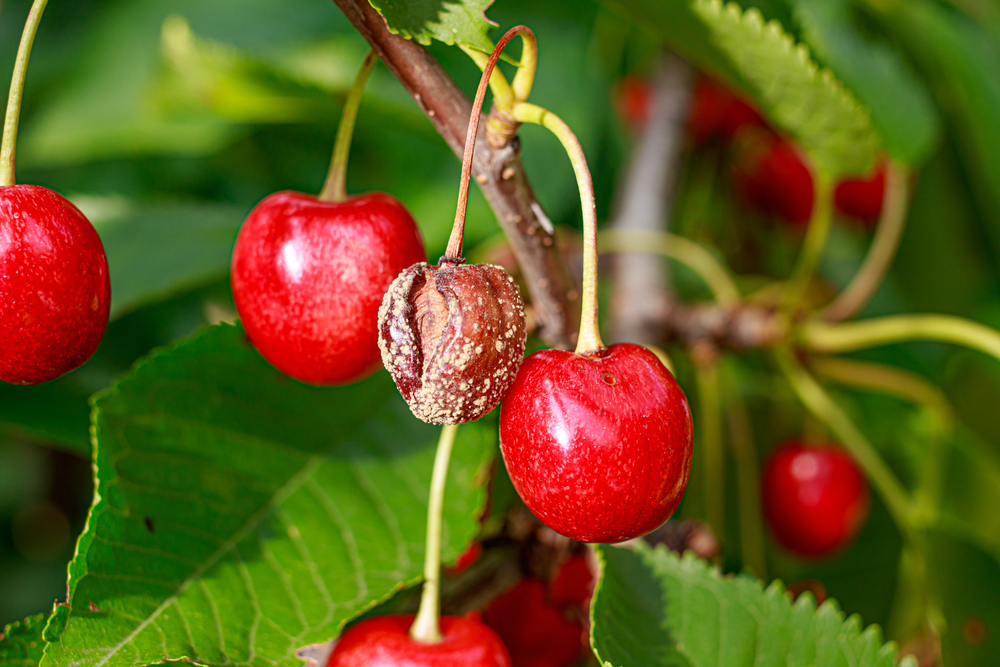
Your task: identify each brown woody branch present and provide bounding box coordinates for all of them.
[332,0,580,349]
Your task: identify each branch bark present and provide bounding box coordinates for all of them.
[332,0,580,349]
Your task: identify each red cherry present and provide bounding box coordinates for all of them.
[834,160,887,224]
[445,541,482,575]
[483,579,584,667]
[688,76,764,145]
[616,76,654,129]
[0,185,110,385]
[735,137,815,227]
[499,344,694,544]
[548,554,593,609]
[326,614,512,667]
[762,441,870,558]
[231,190,426,385]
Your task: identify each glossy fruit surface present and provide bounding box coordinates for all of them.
[326,614,512,667]
[231,190,425,386]
[762,441,870,557]
[0,184,111,385]
[484,578,584,667]
[379,261,526,425]
[835,160,886,223]
[735,137,815,226]
[499,344,694,543]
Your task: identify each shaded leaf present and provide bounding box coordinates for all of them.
[0,614,46,667]
[791,0,940,166]
[591,543,912,667]
[367,0,497,51]
[40,324,495,667]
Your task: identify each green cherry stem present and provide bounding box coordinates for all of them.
[823,161,911,322]
[781,170,833,310]
[0,0,49,187]
[318,49,378,203]
[411,423,459,644]
[446,26,532,260]
[599,228,741,307]
[460,29,537,111]
[800,314,1000,366]
[511,101,602,354]
[694,355,724,544]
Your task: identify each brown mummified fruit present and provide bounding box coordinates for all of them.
[378,260,527,425]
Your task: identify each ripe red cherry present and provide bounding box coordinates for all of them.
[326,614,512,667]
[834,159,887,224]
[231,191,425,385]
[734,137,815,227]
[0,185,111,385]
[548,554,593,609]
[499,344,694,543]
[762,441,870,558]
[688,76,764,146]
[483,578,584,667]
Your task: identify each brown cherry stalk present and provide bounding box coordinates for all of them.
[378,28,531,425]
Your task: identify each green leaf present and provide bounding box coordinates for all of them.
[40,324,495,667]
[790,0,940,167]
[366,0,497,51]
[592,543,912,667]
[0,614,46,667]
[81,198,245,319]
[608,0,881,177]
[877,0,1000,255]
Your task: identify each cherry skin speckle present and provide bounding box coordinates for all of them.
[762,441,870,558]
[231,191,426,386]
[0,185,111,385]
[499,344,694,544]
[325,614,512,667]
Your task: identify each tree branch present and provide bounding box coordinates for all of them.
[332,0,580,348]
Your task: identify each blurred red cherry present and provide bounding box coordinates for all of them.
[549,554,593,609]
[734,137,815,227]
[484,579,585,667]
[445,541,483,575]
[835,159,887,224]
[762,441,869,558]
[616,76,654,129]
[688,76,764,145]
[326,614,512,667]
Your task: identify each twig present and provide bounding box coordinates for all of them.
[332,0,580,349]
[607,53,693,344]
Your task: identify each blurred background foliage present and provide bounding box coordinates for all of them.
[1,0,999,663]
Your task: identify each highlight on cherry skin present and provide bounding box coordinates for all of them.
[762,440,870,558]
[231,190,426,386]
[0,184,111,385]
[324,613,512,667]
[499,343,694,544]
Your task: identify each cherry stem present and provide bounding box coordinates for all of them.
[446,26,533,261]
[411,423,459,644]
[512,101,602,354]
[599,229,740,308]
[781,170,833,311]
[459,28,537,111]
[0,0,49,187]
[800,314,1000,367]
[318,49,378,203]
[822,161,911,322]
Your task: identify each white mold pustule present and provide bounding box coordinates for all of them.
[377,260,527,425]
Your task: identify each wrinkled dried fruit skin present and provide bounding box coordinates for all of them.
[0,185,111,385]
[500,344,693,543]
[379,262,526,425]
[325,614,512,667]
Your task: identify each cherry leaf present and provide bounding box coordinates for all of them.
[366,0,497,51]
[591,543,916,667]
[40,324,495,667]
[0,614,47,667]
